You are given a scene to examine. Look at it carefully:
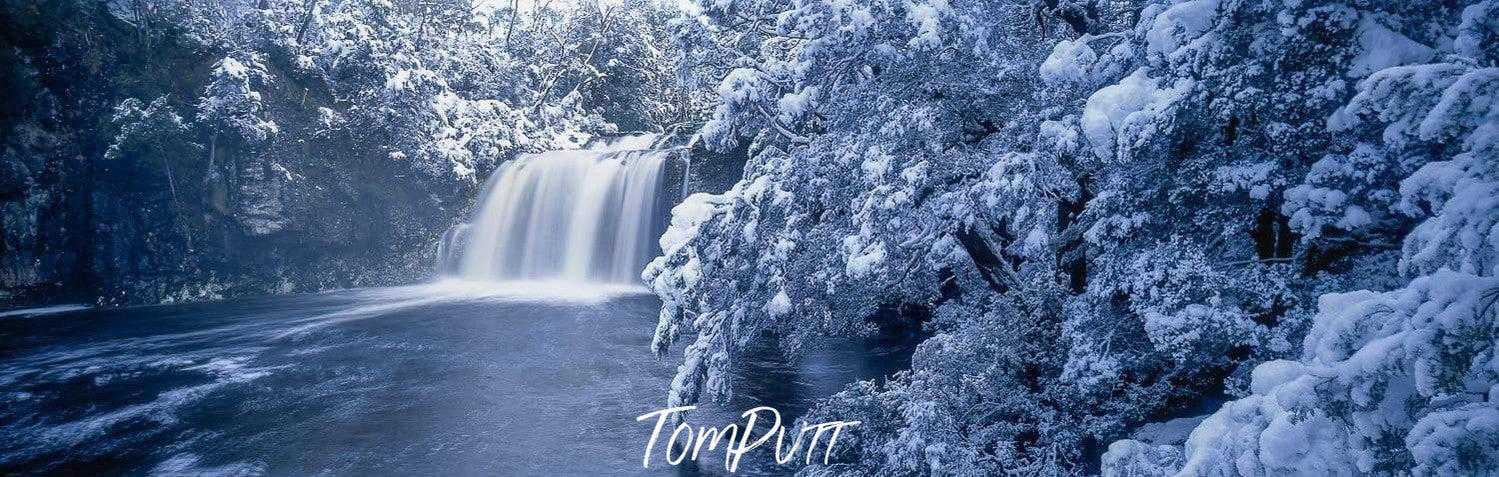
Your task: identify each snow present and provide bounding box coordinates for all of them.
[766,289,792,316]
[905,1,946,50]
[1213,161,1277,199]
[1144,0,1220,62]
[214,57,248,78]
[844,241,887,278]
[777,86,818,123]
[717,68,765,104]
[1040,38,1099,85]
[1250,360,1305,395]
[660,193,729,256]
[1455,1,1499,61]
[1406,405,1499,476]
[1348,15,1435,78]
[1103,440,1184,477]
[199,54,277,144]
[1133,415,1213,446]
[1164,272,1499,475]
[1397,136,1499,277]
[1081,69,1192,161]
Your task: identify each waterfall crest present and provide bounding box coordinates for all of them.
[437,135,670,284]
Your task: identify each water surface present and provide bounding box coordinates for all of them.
[0,283,909,475]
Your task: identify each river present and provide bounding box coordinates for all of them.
[0,282,911,475]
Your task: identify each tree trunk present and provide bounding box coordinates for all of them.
[158,146,193,252]
[504,0,519,49]
[206,131,217,183]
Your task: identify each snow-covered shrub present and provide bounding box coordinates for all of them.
[106,97,189,161]
[199,52,278,144]
[1150,273,1498,476]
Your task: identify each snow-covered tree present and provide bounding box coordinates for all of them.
[107,96,190,162]
[199,52,278,145]
[105,96,201,248]
[235,0,678,182]
[650,0,1498,474]
[646,0,1140,473]
[1101,1,1499,475]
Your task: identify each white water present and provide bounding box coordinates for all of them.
[0,304,93,318]
[438,135,670,284]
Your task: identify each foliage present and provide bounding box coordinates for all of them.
[648,0,1499,474]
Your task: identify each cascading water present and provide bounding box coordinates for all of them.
[436,135,672,285]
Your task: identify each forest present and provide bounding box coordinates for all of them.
[0,0,1495,475]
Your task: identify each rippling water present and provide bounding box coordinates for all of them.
[0,283,911,475]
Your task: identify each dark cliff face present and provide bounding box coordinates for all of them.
[654,132,752,203]
[684,137,751,196]
[651,134,752,219]
[0,3,470,305]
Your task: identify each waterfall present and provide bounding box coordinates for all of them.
[436,135,671,285]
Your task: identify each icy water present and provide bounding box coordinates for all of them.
[0,283,911,475]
